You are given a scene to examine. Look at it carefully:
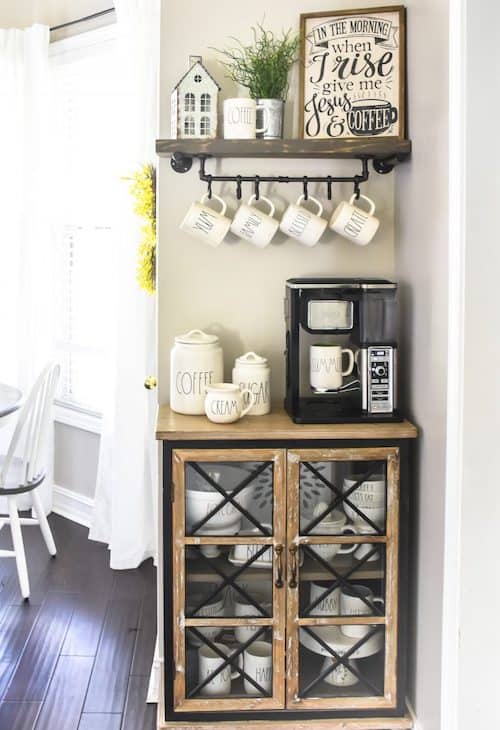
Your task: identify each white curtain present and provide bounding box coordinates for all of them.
[89,0,160,569]
[0,26,54,511]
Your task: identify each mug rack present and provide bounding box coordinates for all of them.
[197,156,369,201]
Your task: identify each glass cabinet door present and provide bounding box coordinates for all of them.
[286,447,400,711]
[172,449,286,712]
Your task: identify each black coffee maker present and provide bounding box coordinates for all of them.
[284,278,400,423]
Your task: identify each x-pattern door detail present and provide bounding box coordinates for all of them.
[171,446,400,713]
[172,449,286,712]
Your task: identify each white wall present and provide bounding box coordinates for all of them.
[158,0,402,404]
[394,2,449,728]
[442,1,500,728]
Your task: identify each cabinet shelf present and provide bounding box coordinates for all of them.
[185,554,384,583]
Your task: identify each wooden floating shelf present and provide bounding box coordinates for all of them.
[156,137,411,163]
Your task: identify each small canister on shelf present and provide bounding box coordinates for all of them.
[170,329,223,415]
[232,351,271,416]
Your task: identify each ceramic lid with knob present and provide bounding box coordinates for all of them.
[234,351,268,367]
[175,329,220,345]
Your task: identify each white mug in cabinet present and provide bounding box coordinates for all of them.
[232,351,271,415]
[170,329,223,415]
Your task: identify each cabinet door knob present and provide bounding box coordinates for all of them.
[144,376,157,390]
[289,545,298,589]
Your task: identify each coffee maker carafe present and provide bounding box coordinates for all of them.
[284,278,400,423]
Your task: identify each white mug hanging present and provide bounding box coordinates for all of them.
[280,194,328,246]
[180,193,231,246]
[329,193,380,246]
[230,194,279,248]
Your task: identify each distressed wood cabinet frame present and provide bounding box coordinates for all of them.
[157,407,417,730]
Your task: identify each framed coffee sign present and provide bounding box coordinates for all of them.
[299,6,406,139]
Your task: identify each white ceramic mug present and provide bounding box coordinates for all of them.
[309,581,340,616]
[223,98,268,139]
[205,383,254,424]
[180,193,231,246]
[242,640,273,696]
[186,588,226,646]
[321,656,359,687]
[230,195,279,247]
[198,642,239,696]
[234,592,272,644]
[329,194,380,246]
[279,194,328,246]
[340,585,385,638]
[309,505,358,562]
[343,474,386,509]
[233,533,273,566]
[310,344,355,392]
[352,524,381,563]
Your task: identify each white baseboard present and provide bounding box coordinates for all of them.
[52,483,94,528]
[406,699,423,730]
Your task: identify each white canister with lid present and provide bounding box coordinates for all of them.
[232,352,271,416]
[170,329,223,415]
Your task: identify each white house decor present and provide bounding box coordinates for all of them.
[171,55,220,139]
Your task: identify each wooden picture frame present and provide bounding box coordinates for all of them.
[299,6,406,140]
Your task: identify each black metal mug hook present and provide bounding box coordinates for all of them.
[207,176,213,200]
[353,178,361,200]
[254,175,260,201]
[303,176,309,201]
[236,175,242,200]
[326,176,333,201]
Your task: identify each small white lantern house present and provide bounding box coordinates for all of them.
[171,55,220,139]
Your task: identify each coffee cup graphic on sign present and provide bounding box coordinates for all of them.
[180,193,231,246]
[346,99,398,136]
[329,194,380,246]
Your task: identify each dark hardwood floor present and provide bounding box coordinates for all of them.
[0,513,157,730]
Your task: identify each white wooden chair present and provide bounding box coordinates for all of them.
[0,363,60,599]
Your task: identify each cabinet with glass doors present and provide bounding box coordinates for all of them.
[156,408,417,730]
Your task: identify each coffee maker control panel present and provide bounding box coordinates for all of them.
[367,347,395,413]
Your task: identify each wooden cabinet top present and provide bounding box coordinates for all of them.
[156,405,418,441]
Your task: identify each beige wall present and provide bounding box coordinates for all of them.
[157,0,402,404]
[394,1,449,728]
[159,3,450,729]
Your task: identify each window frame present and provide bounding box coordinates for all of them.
[49,23,117,434]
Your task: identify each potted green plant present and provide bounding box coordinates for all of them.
[215,23,299,139]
